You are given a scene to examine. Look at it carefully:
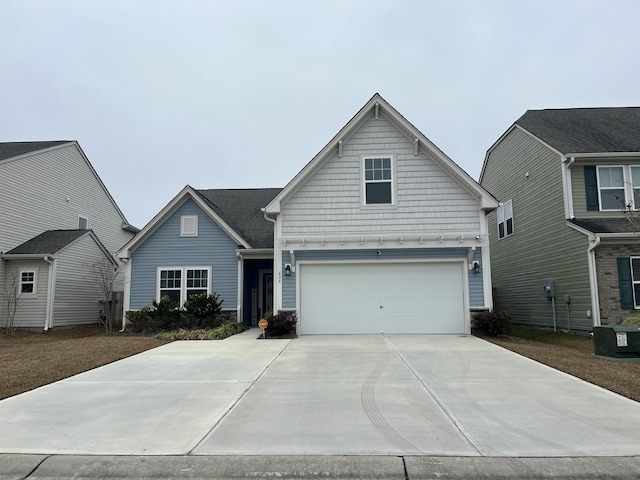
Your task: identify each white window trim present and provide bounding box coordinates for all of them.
[19,269,37,297]
[78,215,88,229]
[361,155,396,206]
[156,266,211,305]
[180,215,198,237]
[597,165,628,211]
[497,199,514,239]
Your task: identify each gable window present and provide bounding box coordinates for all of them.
[20,270,37,296]
[78,216,88,229]
[363,156,393,205]
[497,200,514,239]
[158,267,210,304]
[181,215,198,237]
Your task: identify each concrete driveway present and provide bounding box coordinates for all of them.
[2,330,640,458]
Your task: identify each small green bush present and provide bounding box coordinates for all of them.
[622,316,640,326]
[150,296,181,330]
[126,305,154,333]
[473,311,512,337]
[265,312,297,336]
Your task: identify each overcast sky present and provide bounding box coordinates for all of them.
[2,0,639,228]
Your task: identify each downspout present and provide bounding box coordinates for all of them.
[236,251,243,324]
[44,256,56,331]
[587,236,601,327]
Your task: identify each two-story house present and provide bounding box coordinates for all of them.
[120,94,498,334]
[480,107,640,332]
[0,141,138,330]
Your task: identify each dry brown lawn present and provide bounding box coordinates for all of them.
[484,328,640,403]
[1,325,640,404]
[0,325,169,400]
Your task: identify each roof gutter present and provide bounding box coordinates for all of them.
[564,152,640,159]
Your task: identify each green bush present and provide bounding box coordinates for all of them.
[150,296,181,330]
[183,293,224,329]
[265,312,297,336]
[622,316,640,326]
[126,306,154,333]
[473,311,512,337]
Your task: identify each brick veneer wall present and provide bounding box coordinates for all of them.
[595,244,640,325]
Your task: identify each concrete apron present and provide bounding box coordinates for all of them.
[1,330,640,457]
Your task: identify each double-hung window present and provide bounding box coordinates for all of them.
[596,165,640,211]
[497,200,514,239]
[20,270,37,296]
[631,257,640,309]
[158,267,210,304]
[363,156,393,205]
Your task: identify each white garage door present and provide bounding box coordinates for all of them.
[299,262,466,334]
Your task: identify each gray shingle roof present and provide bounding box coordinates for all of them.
[0,141,72,161]
[516,107,640,154]
[195,188,282,248]
[5,230,89,255]
[570,218,640,235]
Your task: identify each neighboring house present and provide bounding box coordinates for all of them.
[0,141,138,330]
[120,94,498,334]
[480,107,640,332]
[118,187,281,325]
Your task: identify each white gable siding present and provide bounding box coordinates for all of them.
[0,144,133,255]
[54,235,109,327]
[281,113,480,236]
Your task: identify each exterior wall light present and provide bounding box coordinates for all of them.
[472,261,480,274]
[284,264,292,276]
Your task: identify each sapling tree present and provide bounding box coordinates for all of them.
[90,258,120,334]
[4,269,21,334]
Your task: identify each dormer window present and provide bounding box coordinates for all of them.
[181,215,198,237]
[363,156,394,205]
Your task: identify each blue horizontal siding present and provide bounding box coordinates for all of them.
[283,247,486,308]
[130,198,239,309]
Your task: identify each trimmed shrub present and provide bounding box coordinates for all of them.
[150,296,181,330]
[473,311,512,337]
[622,316,640,326]
[182,293,224,329]
[265,312,297,336]
[126,306,154,333]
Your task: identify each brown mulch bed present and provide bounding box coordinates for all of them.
[0,325,169,400]
[482,330,640,403]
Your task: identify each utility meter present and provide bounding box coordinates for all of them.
[543,280,555,300]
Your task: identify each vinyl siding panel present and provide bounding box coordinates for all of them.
[8,260,49,329]
[0,144,134,255]
[129,199,239,309]
[53,235,109,327]
[282,247,485,310]
[280,113,480,236]
[482,128,593,331]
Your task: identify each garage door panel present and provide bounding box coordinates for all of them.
[299,262,466,335]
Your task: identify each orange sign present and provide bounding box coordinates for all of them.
[258,319,268,329]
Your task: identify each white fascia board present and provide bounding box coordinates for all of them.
[236,248,274,259]
[117,185,251,258]
[0,253,55,260]
[564,152,640,159]
[566,221,640,241]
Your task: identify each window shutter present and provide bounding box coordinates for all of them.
[584,166,599,211]
[617,257,634,309]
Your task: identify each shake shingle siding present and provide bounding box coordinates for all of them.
[483,127,593,331]
[281,113,480,236]
[129,199,239,309]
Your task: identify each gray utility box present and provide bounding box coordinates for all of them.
[593,326,640,359]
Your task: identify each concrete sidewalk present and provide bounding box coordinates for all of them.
[3,454,640,479]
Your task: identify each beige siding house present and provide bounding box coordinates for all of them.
[481,107,640,331]
[0,141,137,330]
